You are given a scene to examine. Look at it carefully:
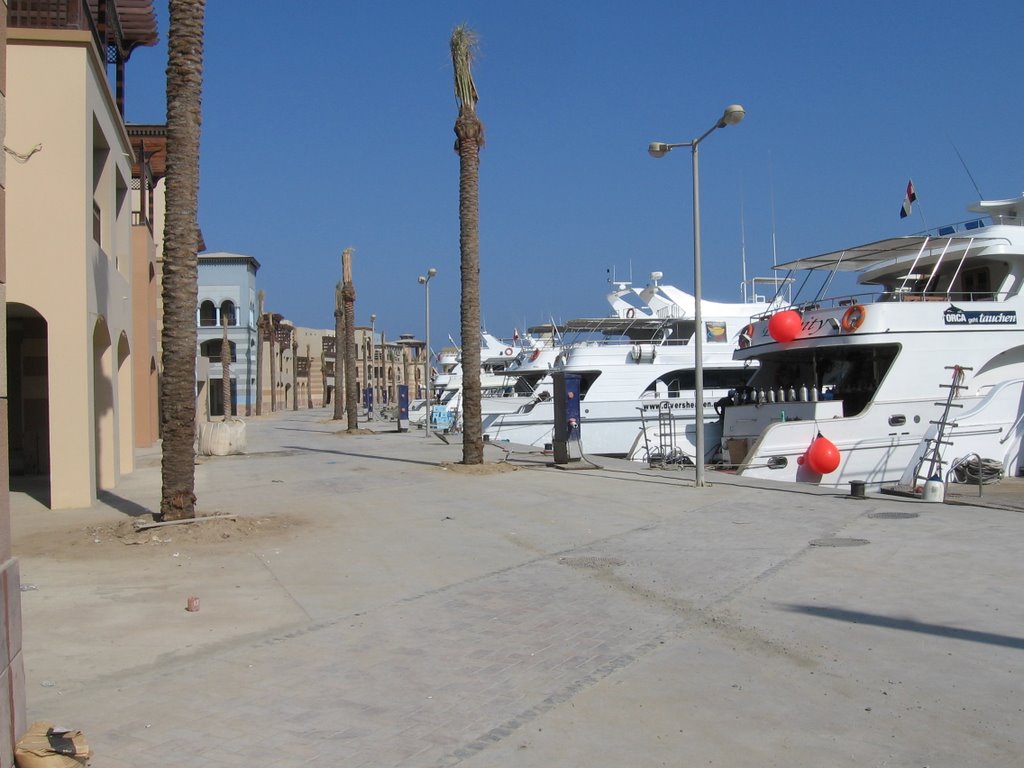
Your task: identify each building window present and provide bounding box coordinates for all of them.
[220,300,237,326]
[200,339,236,362]
[199,300,217,327]
[93,201,102,243]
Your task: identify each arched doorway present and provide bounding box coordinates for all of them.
[6,304,50,492]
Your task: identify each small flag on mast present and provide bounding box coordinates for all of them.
[900,180,917,219]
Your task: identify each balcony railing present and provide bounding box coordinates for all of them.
[9,1,105,57]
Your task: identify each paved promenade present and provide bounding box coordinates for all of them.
[11,408,1024,767]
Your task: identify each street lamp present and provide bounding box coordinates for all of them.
[648,104,745,488]
[418,268,437,437]
[369,313,377,417]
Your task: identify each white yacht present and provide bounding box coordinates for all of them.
[483,273,779,458]
[409,331,525,427]
[721,196,1024,489]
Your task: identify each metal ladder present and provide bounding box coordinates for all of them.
[657,406,677,460]
[911,365,971,487]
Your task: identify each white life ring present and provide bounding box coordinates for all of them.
[625,308,636,319]
[504,346,513,356]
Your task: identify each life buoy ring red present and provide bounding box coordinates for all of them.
[841,305,866,333]
[530,349,541,362]
[738,323,754,349]
[504,346,513,356]
[625,308,635,319]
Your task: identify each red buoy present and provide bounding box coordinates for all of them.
[806,434,840,474]
[767,310,802,343]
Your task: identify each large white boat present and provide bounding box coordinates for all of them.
[721,196,1024,488]
[483,273,779,458]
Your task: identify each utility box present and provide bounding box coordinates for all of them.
[552,372,582,464]
[397,385,409,432]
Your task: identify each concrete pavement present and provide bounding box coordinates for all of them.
[10,408,1024,766]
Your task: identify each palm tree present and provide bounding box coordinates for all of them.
[255,290,265,415]
[333,280,344,420]
[450,25,485,464]
[159,0,206,520]
[291,338,298,411]
[306,344,313,408]
[219,313,231,417]
[341,247,360,431]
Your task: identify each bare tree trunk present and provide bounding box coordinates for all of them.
[306,344,313,408]
[342,248,360,431]
[269,315,277,413]
[255,291,264,416]
[292,340,298,411]
[333,281,344,420]
[160,0,206,519]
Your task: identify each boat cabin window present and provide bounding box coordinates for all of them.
[960,266,993,301]
[644,367,752,397]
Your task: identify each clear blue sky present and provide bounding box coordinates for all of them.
[125,0,1024,345]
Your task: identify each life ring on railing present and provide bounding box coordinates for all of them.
[738,323,754,349]
[625,308,635,319]
[504,346,513,356]
[841,304,866,333]
[530,349,541,362]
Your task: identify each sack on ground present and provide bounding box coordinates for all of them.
[14,721,90,767]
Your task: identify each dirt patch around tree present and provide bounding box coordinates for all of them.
[15,513,303,559]
[438,462,519,476]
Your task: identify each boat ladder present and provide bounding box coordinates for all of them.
[910,365,971,487]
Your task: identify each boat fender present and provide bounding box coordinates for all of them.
[841,304,866,332]
[631,344,642,362]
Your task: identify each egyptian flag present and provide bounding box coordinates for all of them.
[900,180,917,219]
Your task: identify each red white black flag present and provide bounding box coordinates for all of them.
[900,180,917,219]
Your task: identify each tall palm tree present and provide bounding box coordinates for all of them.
[450,25,485,464]
[255,290,265,415]
[341,247,360,431]
[159,0,206,520]
[291,338,298,411]
[219,313,231,417]
[333,280,344,420]
[306,344,313,408]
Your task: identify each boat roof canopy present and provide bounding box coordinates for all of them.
[775,235,1007,272]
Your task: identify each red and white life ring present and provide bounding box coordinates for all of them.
[504,346,513,356]
[841,305,866,333]
[530,349,541,362]
[738,323,754,349]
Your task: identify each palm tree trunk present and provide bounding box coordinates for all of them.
[333,281,344,420]
[342,248,360,430]
[160,0,205,520]
[291,340,298,411]
[220,314,231,417]
[306,344,313,408]
[451,25,485,464]
[255,291,264,415]
[269,315,277,412]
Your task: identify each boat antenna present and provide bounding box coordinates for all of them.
[769,153,778,270]
[740,176,748,303]
[950,139,984,199]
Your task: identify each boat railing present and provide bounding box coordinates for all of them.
[752,286,1010,319]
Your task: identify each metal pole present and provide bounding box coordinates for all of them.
[424,279,432,438]
[691,142,705,487]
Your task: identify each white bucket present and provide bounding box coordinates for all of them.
[922,476,945,503]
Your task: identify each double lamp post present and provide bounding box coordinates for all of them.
[418,268,437,437]
[648,103,745,488]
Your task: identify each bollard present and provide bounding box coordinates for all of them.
[849,480,866,499]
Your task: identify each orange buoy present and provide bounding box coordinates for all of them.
[805,433,841,474]
[768,310,802,343]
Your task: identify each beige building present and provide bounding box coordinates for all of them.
[1,5,21,766]
[5,5,158,510]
